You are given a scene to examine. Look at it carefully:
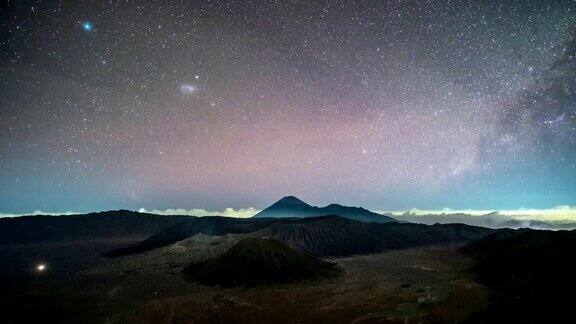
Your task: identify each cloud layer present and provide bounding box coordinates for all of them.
[0,210,81,218]
[379,206,576,230]
[137,207,259,218]
[379,206,576,221]
[0,207,260,218]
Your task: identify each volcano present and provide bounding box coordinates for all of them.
[252,196,396,223]
[182,237,340,287]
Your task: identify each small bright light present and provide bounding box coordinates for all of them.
[82,21,94,32]
[36,263,47,272]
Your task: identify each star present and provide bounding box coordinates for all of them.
[82,21,94,32]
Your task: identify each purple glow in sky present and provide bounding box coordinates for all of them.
[1,0,575,214]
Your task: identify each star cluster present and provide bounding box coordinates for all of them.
[1,0,575,213]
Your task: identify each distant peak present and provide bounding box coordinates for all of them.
[274,196,308,205]
[263,196,312,209]
[280,195,300,200]
[253,196,397,223]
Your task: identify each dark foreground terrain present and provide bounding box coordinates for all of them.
[0,241,486,324]
[1,208,574,323]
[462,229,576,323]
[183,237,341,287]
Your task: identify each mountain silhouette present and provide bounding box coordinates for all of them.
[253,196,396,223]
[252,215,387,256]
[0,210,190,244]
[182,237,340,287]
[256,215,494,257]
[104,216,279,257]
[107,214,494,258]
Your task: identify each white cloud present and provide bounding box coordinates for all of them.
[0,210,81,218]
[376,206,576,221]
[138,207,260,218]
[0,207,261,218]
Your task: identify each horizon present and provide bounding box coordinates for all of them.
[2,194,576,223]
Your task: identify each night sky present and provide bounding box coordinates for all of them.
[1,0,575,215]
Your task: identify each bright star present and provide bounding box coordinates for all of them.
[82,21,94,32]
[36,263,47,272]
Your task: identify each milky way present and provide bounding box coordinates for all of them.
[1,0,575,213]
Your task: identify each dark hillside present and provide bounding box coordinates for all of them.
[0,210,189,244]
[253,215,388,257]
[257,216,494,257]
[183,237,340,287]
[105,216,279,257]
[462,229,576,323]
[107,215,495,258]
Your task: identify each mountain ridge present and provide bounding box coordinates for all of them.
[253,196,397,223]
[0,210,191,244]
[106,214,494,258]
